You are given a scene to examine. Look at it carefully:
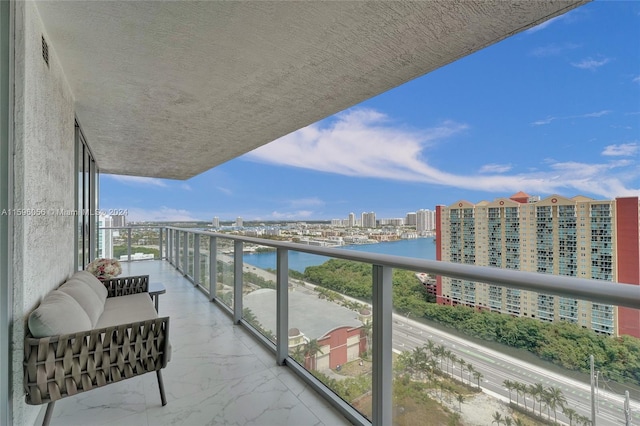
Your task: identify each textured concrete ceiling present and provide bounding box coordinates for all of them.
[35,1,587,180]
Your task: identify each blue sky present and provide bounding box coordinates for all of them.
[101,1,640,222]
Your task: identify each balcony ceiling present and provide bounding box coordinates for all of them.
[36,1,587,180]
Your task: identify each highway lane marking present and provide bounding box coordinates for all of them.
[456,348,495,363]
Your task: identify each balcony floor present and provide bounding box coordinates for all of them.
[47,260,350,426]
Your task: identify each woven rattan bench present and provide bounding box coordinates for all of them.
[24,272,170,426]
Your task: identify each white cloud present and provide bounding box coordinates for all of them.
[245,108,639,199]
[602,143,639,157]
[479,164,512,174]
[270,210,314,219]
[525,15,563,33]
[531,110,611,126]
[633,76,640,84]
[247,108,468,181]
[104,175,168,187]
[582,110,611,118]
[288,197,325,208]
[180,183,192,191]
[571,57,611,70]
[124,207,198,222]
[530,43,580,57]
[532,117,557,126]
[217,186,232,195]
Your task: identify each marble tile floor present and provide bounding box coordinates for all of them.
[46,260,351,426]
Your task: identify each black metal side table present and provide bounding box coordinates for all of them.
[149,282,166,312]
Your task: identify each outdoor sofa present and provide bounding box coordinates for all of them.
[23,271,170,426]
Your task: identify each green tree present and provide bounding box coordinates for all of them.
[456,393,464,412]
[305,339,324,371]
[473,370,483,389]
[503,380,514,404]
[492,411,503,425]
[530,383,545,415]
[546,386,567,423]
[563,407,577,426]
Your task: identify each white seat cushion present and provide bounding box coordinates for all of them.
[96,293,158,328]
[28,291,92,338]
[58,279,105,326]
[72,270,108,304]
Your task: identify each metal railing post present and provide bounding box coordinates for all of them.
[166,229,171,265]
[209,236,217,302]
[233,240,243,324]
[127,227,132,262]
[174,230,179,267]
[159,227,163,260]
[372,264,392,426]
[194,234,200,286]
[276,248,289,366]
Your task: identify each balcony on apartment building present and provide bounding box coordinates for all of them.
[65,225,640,426]
[7,2,635,425]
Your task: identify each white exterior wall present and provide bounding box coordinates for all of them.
[12,2,76,424]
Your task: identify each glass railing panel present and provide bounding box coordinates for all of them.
[198,235,210,292]
[112,228,131,261]
[393,273,640,426]
[242,244,276,343]
[287,254,373,421]
[128,226,160,261]
[216,237,234,310]
[175,231,184,271]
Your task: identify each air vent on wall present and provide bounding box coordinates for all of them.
[41,35,49,68]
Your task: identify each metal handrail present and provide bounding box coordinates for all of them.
[158,225,639,426]
[161,226,639,310]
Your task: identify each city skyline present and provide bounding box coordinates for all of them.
[100,1,639,222]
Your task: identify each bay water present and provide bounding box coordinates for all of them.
[243,237,436,273]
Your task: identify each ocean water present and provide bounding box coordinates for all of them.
[242,237,436,273]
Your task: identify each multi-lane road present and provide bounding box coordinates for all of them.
[393,315,640,426]
[238,261,639,425]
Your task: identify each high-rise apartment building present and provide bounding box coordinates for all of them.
[348,213,356,228]
[111,214,126,228]
[436,192,640,338]
[361,212,377,228]
[98,215,113,259]
[416,209,435,234]
[235,217,243,227]
[212,216,220,228]
[405,212,417,226]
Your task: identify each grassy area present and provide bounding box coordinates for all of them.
[332,358,470,425]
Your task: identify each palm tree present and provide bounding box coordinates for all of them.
[473,370,483,389]
[424,339,437,357]
[513,418,525,426]
[541,389,552,419]
[466,362,474,383]
[435,345,446,371]
[516,382,527,410]
[448,353,458,377]
[504,417,513,426]
[456,393,464,412]
[444,350,453,375]
[291,344,305,364]
[492,411,503,425]
[546,386,567,424]
[563,407,577,426]
[458,357,466,382]
[360,321,372,353]
[503,380,514,404]
[304,339,324,371]
[530,383,545,416]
